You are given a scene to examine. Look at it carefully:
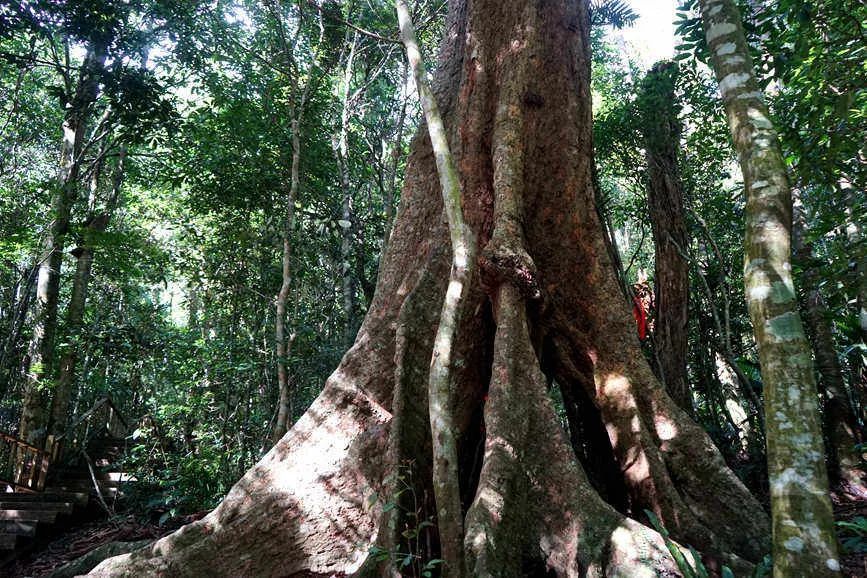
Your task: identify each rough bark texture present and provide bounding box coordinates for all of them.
[699,0,840,575]
[641,61,692,415]
[19,42,106,446]
[92,0,769,575]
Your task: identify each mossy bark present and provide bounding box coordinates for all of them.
[699,0,841,575]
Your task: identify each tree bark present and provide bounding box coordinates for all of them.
[640,61,692,414]
[793,211,865,494]
[49,147,126,436]
[272,110,301,443]
[19,41,106,446]
[380,62,409,256]
[334,32,360,349]
[91,0,769,575]
[271,6,316,442]
[843,180,867,418]
[699,0,840,574]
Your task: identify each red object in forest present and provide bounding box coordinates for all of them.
[633,296,647,341]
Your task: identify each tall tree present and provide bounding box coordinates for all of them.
[92,0,769,574]
[640,60,692,414]
[19,39,106,445]
[49,147,126,436]
[699,0,840,574]
[267,0,323,443]
[793,207,865,496]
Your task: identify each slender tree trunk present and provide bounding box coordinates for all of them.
[49,147,126,436]
[272,123,298,443]
[334,32,359,349]
[793,209,865,493]
[0,263,37,399]
[641,61,692,414]
[19,41,106,446]
[395,2,478,573]
[381,62,410,255]
[700,0,840,575]
[844,180,867,415]
[92,0,769,574]
[272,75,313,443]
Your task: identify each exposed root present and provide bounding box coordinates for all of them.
[89,349,393,577]
[380,252,449,562]
[550,307,770,563]
[464,284,535,574]
[464,284,684,576]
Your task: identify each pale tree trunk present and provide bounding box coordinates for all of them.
[395,2,475,573]
[700,0,840,575]
[381,62,409,256]
[334,32,359,349]
[19,41,106,446]
[273,83,314,443]
[272,128,298,443]
[91,0,769,574]
[271,1,320,443]
[49,147,126,436]
[641,61,692,415]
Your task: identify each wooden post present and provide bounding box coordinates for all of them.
[38,436,53,491]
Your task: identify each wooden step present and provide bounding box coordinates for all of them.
[0,492,89,506]
[0,533,17,550]
[0,520,36,536]
[0,509,58,523]
[0,501,73,514]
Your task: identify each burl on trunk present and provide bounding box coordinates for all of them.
[91,0,768,575]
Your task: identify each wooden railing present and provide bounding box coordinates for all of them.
[0,432,50,492]
[0,397,128,493]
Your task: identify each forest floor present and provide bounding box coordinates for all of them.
[5,499,867,577]
[7,511,205,578]
[834,491,867,577]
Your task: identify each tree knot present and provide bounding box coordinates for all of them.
[480,231,541,300]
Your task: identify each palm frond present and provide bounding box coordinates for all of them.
[590,0,638,29]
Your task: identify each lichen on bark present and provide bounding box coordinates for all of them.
[699,0,841,574]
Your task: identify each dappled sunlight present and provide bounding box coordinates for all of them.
[484,434,518,461]
[653,415,678,442]
[597,373,633,409]
[606,518,677,577]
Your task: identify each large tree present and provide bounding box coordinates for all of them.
[91,0,770,575]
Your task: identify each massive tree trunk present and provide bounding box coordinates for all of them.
[699,0,840,575]
[19,41,106,446]
[91,0,769,575]
[640,61,692,415]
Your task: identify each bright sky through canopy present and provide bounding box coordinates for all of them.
[618,0,679,68]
